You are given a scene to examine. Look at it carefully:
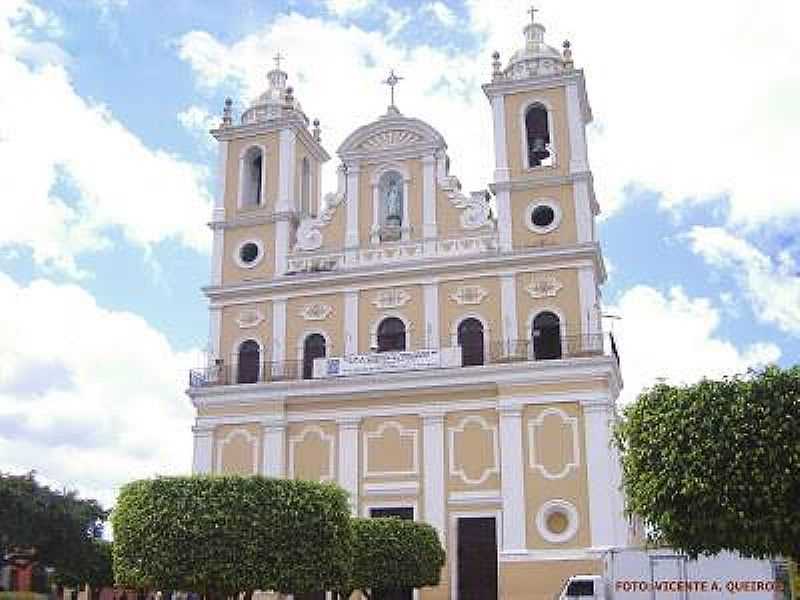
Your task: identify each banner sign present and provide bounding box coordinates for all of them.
[318,349,442,378]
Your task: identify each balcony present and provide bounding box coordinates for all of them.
[188,333,619,389]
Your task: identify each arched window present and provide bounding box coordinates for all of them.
[302,333,326,380]
[525,104,552,168]
[379,170,403,241]
[458,318,485,367]
[237,340,260,384]
[532,312,562,360]
[300,157,312,216]
[377,317,406,352]
[241,146,264,207]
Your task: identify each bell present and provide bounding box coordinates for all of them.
[530,136,550,165]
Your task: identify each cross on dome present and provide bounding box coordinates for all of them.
[528,5,538,23]
[273,51,284,71]
[383,69,403,111]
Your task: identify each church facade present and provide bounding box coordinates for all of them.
[188,11,632,600]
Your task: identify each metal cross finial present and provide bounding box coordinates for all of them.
[383,69,403,107]
[273,51,284,71]
[528,5,538,23]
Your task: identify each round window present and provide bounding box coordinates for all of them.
[239,242,260,264]
[531,205,555,228]
[536,500,578,543]
[546,510,569,535]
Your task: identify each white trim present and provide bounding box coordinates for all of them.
[363,480,420,496]
[448,415,499,485]
[363,420,419,478]
[499,406,526,551]
[211,228,224,285]
[214,140,228,216]
[422,154,437,243]
[447,489,502,506]
[208,306,222,361]
[450,313,491,363]
[524,198,562,234]
[527,305,568,341]
[237,143,267,209]
[583,401,616,547]
[192,426,214,474]
[344,290,359,355]
[422,413,446,540]
[528,407,580,479]
[370,312,413,351]
[496,188,512,251]
[491,95,509,182]
[288,425,335,482]
[449,510,501,600]
[337,417,360,513]
[500,272,519,343]
[499,548,596,562]
[578,266,598,337]
[274,220,290,275]
[423,282,440,349]
[345,163,360,248]
[573,178,593,242]
[215,427,259,474]
[233,238,266,269]
[535,499,579,543]
[272,299,286,365]
[519,97,557,171]
[295,329,332,364]
[261,421,286,478]
[566,80,589,173]
[277,129,296,212]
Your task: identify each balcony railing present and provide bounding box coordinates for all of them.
[188,333,619,389]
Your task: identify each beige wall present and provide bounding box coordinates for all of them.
[510,182,577,249]
[224,133,280,214]
[446,410,500,493]
[439,276,503,348]
[523,402,591,549]
[436,183,464,240]
[504,86,572,179]
[358,284,425,352]
[214,424,261,475]
[221,222,277,285]
[515,267,581,338]
[500,559,601,600]
[286,292,345,361]
[220,301,271,366]
[361,415,421,483]
[288,421,337,482]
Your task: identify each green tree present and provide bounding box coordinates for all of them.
[0,472,107,575]
[336,517,446,600]
[54,540,114,599]
[111,475,352,599]
[615,365,800,561]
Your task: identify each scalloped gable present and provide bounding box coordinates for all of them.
[337,114,447,159]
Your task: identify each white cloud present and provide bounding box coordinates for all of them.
[177,104,218,151]
[608,285,780,404]
[0,0,212,276]
[324,0,374,17]
[423,2,457,28]
[0,272,199,508]
[687,226,800,336]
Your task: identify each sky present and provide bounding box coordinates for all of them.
[0,0,798,509]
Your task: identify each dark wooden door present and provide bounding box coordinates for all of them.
[457,517,498,600]
[370,507,414,600]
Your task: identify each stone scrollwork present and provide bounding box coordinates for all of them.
[293,191,345,252]
[440,176,495,231]
[526,276,563,299]
[300,303,333,321]
[450,285,488,306]
[235,308,264,329]
[372,288,411,309]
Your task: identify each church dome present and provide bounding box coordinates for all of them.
[241,62,308,125]
[503,16,570,80]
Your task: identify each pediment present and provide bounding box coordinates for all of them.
[337,114,446,158]
[358,129,423,151]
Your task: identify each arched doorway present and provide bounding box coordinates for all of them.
[237,339,260,383]
[532,311,562,360]
[377,317,406,352]
[302,333,326,379]
[457,318,485,366]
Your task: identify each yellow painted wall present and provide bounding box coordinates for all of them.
[220,301,271,368]
[439,276,503,348]
[224,133,280,214]
[510,182,577,249]
[286,292,345,360]
[221,222,276,284]
[288,421,337,482]
[214,424,261,475]
[362,415,421,482]
[515,267,581,338]
[357,285,425,352]
[446,410,500,493]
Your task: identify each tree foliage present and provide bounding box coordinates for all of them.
[615,365,800,561]
[54,539,114,590]
[342,517,445,599]
[111,475,352,598]
[0,472,107,573]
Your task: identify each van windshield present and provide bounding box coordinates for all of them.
[566,580,595,597]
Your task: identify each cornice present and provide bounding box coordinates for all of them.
[209,210,295,230]
[211,120,330,162]
[482,69,585,99]
[489,170,593,193]
[203,243,605,302]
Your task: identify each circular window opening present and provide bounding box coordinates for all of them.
[239,242,260,264]
[546,511,569,535]
[531,204,555,228]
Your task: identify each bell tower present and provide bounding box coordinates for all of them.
[483,9,601,339]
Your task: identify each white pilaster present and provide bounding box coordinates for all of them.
[345,163,360,249]
[422,154,437,251]
[500,272,519,346]
[583,400,616,548]
[211,229,224,285]
[272,299,287,364]
[573,178,593,243]
[274,220,290,275]
[423,281,440,349]
[577,266,598,340]
[277,129,296,212]
[497,188,513,252]
[422,413,446,541]
[566,81,589,173]
[214,140,228,219]
[208,306,222,362]
[499,405,526,552]
[491,94,509,182]
[337,417,361,513]
[344,290,359,355]
[262,421,286,478]
[192,426,214,474]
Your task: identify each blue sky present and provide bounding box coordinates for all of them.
[1,0,798,507]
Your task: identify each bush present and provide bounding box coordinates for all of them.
[112,475,352,598]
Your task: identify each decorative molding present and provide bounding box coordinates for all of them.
[525,199,563,234]
[363,420,419,478]
[288,425,335,482]
[449,285,488,306]
[372,288,411,309]
[293,191,345,252]
[535,499,579,544]
[448,489,502,506]
[448,415,499,485]
[525,275,563,299]
[359,129,422,151]
[439,176,495,231]
[235,308,264,329]
[363,481,420,496]
[215,427,259,475]
[528,408,580,479]
[299,302,333,321]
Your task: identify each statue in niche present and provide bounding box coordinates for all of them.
[382,173,402,227]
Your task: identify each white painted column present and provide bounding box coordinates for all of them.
[262,420,286,478]
[337,417,361,513]
[498,405,526,552]
[192,426,214,474]
[577,266,599,348]
[208,306,222,363]
[491,93,513,252]
[210,228,224,285]
[573,177,593,243]
[211,140,227,284]
[500,272,519,351]
[344,290,359,355]
[275,129,297,275]
[422,154,437,253]
[566,81,589,173]
[423,281,440,349]
[345,163,360,250]
[272,298,287,372]
[583,400,616,548]
[422,413,446,542]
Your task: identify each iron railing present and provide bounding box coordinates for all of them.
[188,333,619,388]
